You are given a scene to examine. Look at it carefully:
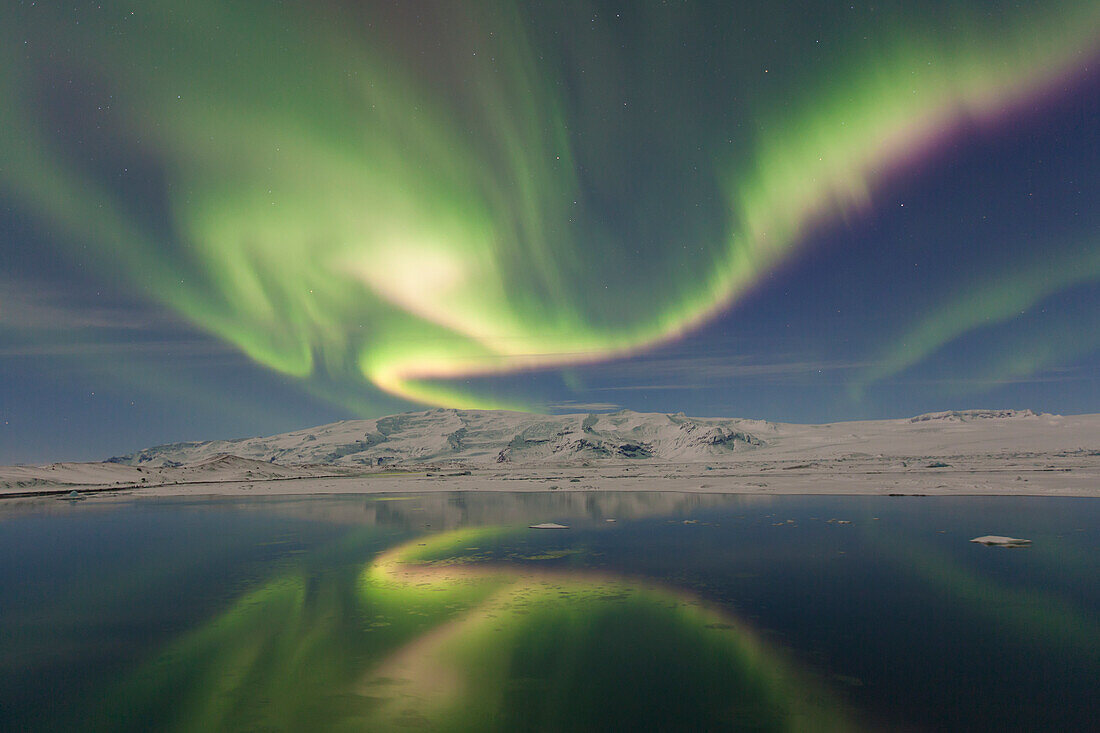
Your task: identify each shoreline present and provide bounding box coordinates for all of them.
[4,458,1099,500]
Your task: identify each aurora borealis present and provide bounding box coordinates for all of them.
[1,1,1099,459]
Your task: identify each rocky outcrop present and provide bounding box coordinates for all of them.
[909,409,1041,423]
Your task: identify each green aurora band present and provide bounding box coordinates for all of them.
[858,244,1100,393]
[1,1,1098,409]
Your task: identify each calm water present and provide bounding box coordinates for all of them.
[1,492,1097,731]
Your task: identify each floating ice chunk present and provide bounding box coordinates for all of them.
[970,535,1031,547]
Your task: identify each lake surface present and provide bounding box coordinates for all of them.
[1,492,1097,731]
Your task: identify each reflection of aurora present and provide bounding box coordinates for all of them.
[2,2,1100,410]
[98,527,852,731]
[855,520,1100,655]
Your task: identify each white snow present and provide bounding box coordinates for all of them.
[2,407,1099,498]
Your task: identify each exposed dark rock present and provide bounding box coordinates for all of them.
[616,442,654,458]
[446,428,468,451]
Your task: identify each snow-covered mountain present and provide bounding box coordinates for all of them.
[96,406,1095,470]
[107,409,774,467]
[5,407,1099,496]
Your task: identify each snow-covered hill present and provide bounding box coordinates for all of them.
[106,409,773,467]
[96,407,1100,470]
[5,408,1100,497]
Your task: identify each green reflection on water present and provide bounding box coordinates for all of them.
[859,523,1100,655]
[95,526,850,731]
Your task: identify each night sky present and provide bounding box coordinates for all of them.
[1,1,1099,462]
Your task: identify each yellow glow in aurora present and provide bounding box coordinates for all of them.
[1,1,1098,410]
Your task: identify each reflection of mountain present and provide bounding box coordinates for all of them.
[103,407,1098,469]
[219,491,779,532]
[94,527,852,732]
